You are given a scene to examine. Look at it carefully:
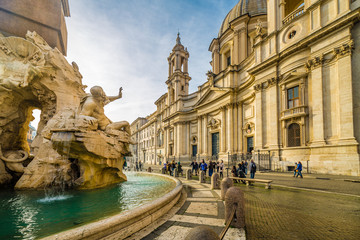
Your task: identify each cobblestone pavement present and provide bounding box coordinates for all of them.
[140,179,244,240]
[140,164,360,239]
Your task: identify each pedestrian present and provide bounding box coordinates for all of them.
[167,161,171,175]
[250,160,256,179]
[136,161,139,171]
[295,161,303,178]
[209,160,214,177]
[200,159,208,176]
[139,161,142,171]
[293,162,298,177]
[244,160,248,175]
[231,165,238,183]
[171,160,176,176]
[190,160,196,175]
[177,162,183,176]
[194,160,199,176]
[163,161,168,173]
[216,161,220,173]
[231,165,238,177]
[219,160,224,178]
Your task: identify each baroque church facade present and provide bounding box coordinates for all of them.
[131,0,360,176]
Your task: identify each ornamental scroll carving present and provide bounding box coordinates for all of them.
[207,118,221,130]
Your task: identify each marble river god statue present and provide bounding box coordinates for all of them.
[0,31,130,190]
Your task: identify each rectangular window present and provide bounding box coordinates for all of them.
[227,56,231,66]
[287,86,299,109]
[169,144,173,155]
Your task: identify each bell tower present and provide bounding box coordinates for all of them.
[166,33,191,105]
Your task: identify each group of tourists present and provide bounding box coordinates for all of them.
[189,159,225,178]
[163,160,183,176]
[230,159,257,181]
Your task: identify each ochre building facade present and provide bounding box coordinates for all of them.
[131,0,360,176]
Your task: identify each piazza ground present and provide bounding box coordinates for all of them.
[135,164,360,240]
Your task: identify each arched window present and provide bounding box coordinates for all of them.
[288,123,300,147]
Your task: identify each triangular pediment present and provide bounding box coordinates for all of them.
[194,88,230,108]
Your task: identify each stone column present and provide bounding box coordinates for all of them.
[220,107,226,153]
[203,115,208,155]
[279,0,286,25]
[238,102,243,153]
[198,116,202,155]
[188,121,191,156]
[168,59,172,76]
[174,123,178,156]
[227,104,234,153]
[165,127,170,158]
[214,49,220,74]
[309,60,325,146]
[234,103,238,153]
[269,80,279,149]
[233,30,240,65]
[239,28,247,62]
[337,53,355,141]
[255,85,263,149]
[184,58,188,73]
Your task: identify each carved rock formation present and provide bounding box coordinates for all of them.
[0,32,129,190]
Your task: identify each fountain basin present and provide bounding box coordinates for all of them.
[0,172,182,239]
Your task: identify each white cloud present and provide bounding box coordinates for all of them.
[51,0,236,125]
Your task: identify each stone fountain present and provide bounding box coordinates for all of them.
[0,31,130,190]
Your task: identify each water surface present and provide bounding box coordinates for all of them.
[0,173,175,239]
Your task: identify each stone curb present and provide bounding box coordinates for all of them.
[41,173,182,240]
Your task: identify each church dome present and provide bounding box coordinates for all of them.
[219,0,267,37]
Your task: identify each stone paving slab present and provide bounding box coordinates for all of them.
[171,215,224,227]
[186,202,218,216]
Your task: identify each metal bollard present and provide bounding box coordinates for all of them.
[220,177,233,201]
[211,173,220,190]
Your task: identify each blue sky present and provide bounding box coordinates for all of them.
[31,0,237,126]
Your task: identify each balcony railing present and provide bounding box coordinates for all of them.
[283,6,305,25]
[281,105,307,120]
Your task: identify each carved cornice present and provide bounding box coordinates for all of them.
[305,55,324,72]
[254,77,279,92]
[332,40,354,59]
[306,40,355,72]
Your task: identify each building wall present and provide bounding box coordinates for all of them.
[0,0,69,55]
[133,0,360,176]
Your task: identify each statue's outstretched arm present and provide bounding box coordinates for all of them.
[108,87,122,102]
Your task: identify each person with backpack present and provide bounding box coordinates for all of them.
[250,159,256,179]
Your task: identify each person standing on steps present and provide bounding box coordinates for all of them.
[250,160,256,179]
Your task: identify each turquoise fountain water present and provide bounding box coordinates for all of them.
[0,173,175,239]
